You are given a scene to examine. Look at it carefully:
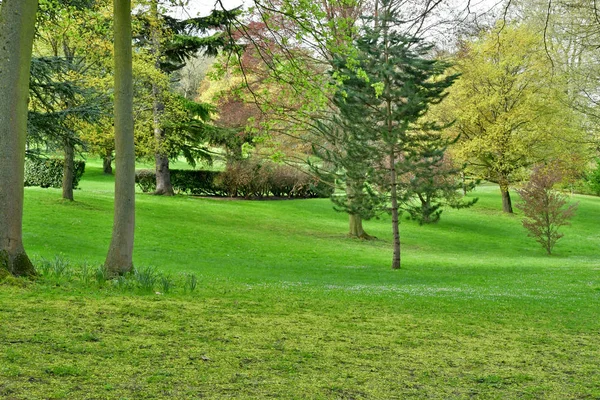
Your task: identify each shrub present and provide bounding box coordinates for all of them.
[134,162,333,199]
[516,164,578,255]
[135,169,156,193]
[170,170,224,196]
[24,158,85,189]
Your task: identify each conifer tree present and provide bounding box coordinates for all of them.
[332,0,456,269]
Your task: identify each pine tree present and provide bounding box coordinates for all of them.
[332,0,457,269]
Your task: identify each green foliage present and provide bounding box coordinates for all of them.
[516,164,578,255]
[183,272,198,293]
[135,169,158,193]
[443,23,589,205]
[24,158,85,189]
[404,157,478,225]
[585,158,600,196]
[134,266,159,293]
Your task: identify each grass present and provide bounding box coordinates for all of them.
[1,164,599,399]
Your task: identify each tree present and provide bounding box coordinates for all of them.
[516,164,578,255]
[443,23,588,213]
[332,0,456,268]
[104,0,135,275]
[136,1,239,195]
[0,0,39,276]
[231,0,377,238]
[403,150,477,225]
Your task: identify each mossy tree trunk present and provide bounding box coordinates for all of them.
[0,0,38,276]
[105,0,135,275]
[62,139,75,201]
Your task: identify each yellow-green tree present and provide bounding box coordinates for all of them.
[444,24,588,213]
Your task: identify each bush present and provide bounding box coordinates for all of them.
[24,158,85,189]
[170,170,224,196]
[134,162,333,199]
[516,164,578,255]
[135,169,156,193]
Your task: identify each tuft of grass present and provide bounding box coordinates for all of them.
[184,272,198,293]
[134,266,158,292]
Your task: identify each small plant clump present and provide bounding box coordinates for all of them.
[31,257,199,295]
[516,164,578,255]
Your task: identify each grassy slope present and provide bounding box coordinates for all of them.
[1,162,599,399]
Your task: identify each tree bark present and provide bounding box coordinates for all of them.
[346,180,373,239]
[103,152,113,174]
[390,147,401,270]
[150,0,174,196]
[105,0,135,275]
[62,140,75,201]
[499,176,513,213]
[0,0,38,276]
[348,214,374,239]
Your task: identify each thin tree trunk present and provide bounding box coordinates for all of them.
[103,152,113,174]
[150,0,174,196]
[105,0,135,275]
[499,176,513,213]
[0,0,38,276]
[62,140,75,201]
[390,147,401,270]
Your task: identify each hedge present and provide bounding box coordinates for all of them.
[24,158,85,189]
[136,161,333,199]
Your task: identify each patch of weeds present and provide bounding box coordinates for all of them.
[35,257,53,277]
[113,274,134,291]
[95,265,109,286]
[44,365,84,377]
[159,273,174,294]
[476,374,504,387]
[37,255,74,281]
[81,332,100,343]
[4,349,21,363]
[184,273,198,293]
[79,261,93,287]
[134,266,158,292]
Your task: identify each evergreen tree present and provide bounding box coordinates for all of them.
[330,0,456,269]
[135,1,240,195]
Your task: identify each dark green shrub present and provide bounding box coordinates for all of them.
[170,170,224,196]
[135,169,156,193]
[24,158,85,189]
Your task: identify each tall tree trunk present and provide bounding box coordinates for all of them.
[150,0,174,196]
[390,147,401,270]
[499,176,513,213]
[62,140,75,201]
[103,151,113,174]
[153,95,174,196]
[0,0,38,276]
[105,0,135,275]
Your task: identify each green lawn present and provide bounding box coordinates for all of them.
[1,164,599,399]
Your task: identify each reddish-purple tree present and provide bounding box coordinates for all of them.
[516,165,578,255]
